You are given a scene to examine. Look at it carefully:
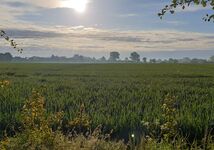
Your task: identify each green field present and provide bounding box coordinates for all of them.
[1,63,214,141]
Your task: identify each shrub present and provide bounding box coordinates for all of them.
[0,91,126,150]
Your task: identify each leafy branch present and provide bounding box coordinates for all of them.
[0,30,23,53]
[158,0,214,22]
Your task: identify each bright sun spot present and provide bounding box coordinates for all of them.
[61,0,88,13]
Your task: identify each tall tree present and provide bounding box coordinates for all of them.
[0,53,13,61]
[130,52,140,62]
[150,59,157,63]
[209,55,214,62]
[99,56,106,62]
[142,57,147,63]
[109,51,120,62]
[158,0,214,22]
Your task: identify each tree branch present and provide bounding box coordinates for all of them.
[0,30,23,53]
[158,0,214,22]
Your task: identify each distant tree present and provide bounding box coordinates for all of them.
[4,53,13,61]
[180,57,192,63]
[99,56,106,62]
[156,59,163,63]
[142,57,147,63]
[0,52,13,61]
[124,57,129,62]
[51,54,57,59]
[109,51,120,62]
[191,58,207,64]
[130,52,140,62]
[72,54,84,62]
[158,0,214,22]
[13,56,25,62]
[50,54,59,61]
[149,59,156,63]
[209,55,214,62]
[168,58,178,64]
[92,57,97,62]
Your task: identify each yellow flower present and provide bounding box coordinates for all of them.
[0,80,10,88]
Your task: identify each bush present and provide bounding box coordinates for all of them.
[0,91,126,150]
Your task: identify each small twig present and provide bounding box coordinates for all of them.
[158,0,214,22]
[0,30,23,53]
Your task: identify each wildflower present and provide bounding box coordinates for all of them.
[162,103,167,109]
[144,122,149,126]
[0,80,10,88]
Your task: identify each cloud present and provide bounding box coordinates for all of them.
[0,0,214,57]
[3,1,31,8]
[4,0,60,8]
[118,13,139,18]
[1,23,214,57]
[78,45,104,49]
[163,20,187,26]
[4,29,64,39]
[0,0,75,26]
[99,36,142,43]
[0,0,44,24]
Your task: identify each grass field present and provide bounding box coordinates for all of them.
[0,63,214,142]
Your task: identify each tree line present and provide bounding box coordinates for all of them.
[0,51,214,64]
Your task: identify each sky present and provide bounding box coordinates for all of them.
[0,0,214,59]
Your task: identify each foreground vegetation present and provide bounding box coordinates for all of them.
[1,63,214,149]
[1,90,214,149]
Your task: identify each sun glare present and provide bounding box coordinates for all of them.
[61,0,88,13]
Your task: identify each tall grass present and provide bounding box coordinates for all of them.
[0,63,214,143]
[1,90,214,149]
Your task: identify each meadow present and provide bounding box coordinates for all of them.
[0,63,214,143]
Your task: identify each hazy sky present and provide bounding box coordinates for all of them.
[0,0,214,59]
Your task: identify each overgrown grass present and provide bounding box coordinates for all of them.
[1,91,214,149]
[0,91,127,150]
[0,63,214,144]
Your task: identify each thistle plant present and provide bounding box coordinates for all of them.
[68,103,91,134]
[142,94,179,147]
[0,91,67,150]
[0,80,10,88]
[160,94,178,143]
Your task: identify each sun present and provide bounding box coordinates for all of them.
[61,0,88,13]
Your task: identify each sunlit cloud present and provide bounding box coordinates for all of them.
[0,0,214,58]
[1,23,214,57]
[60,0,90,13]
